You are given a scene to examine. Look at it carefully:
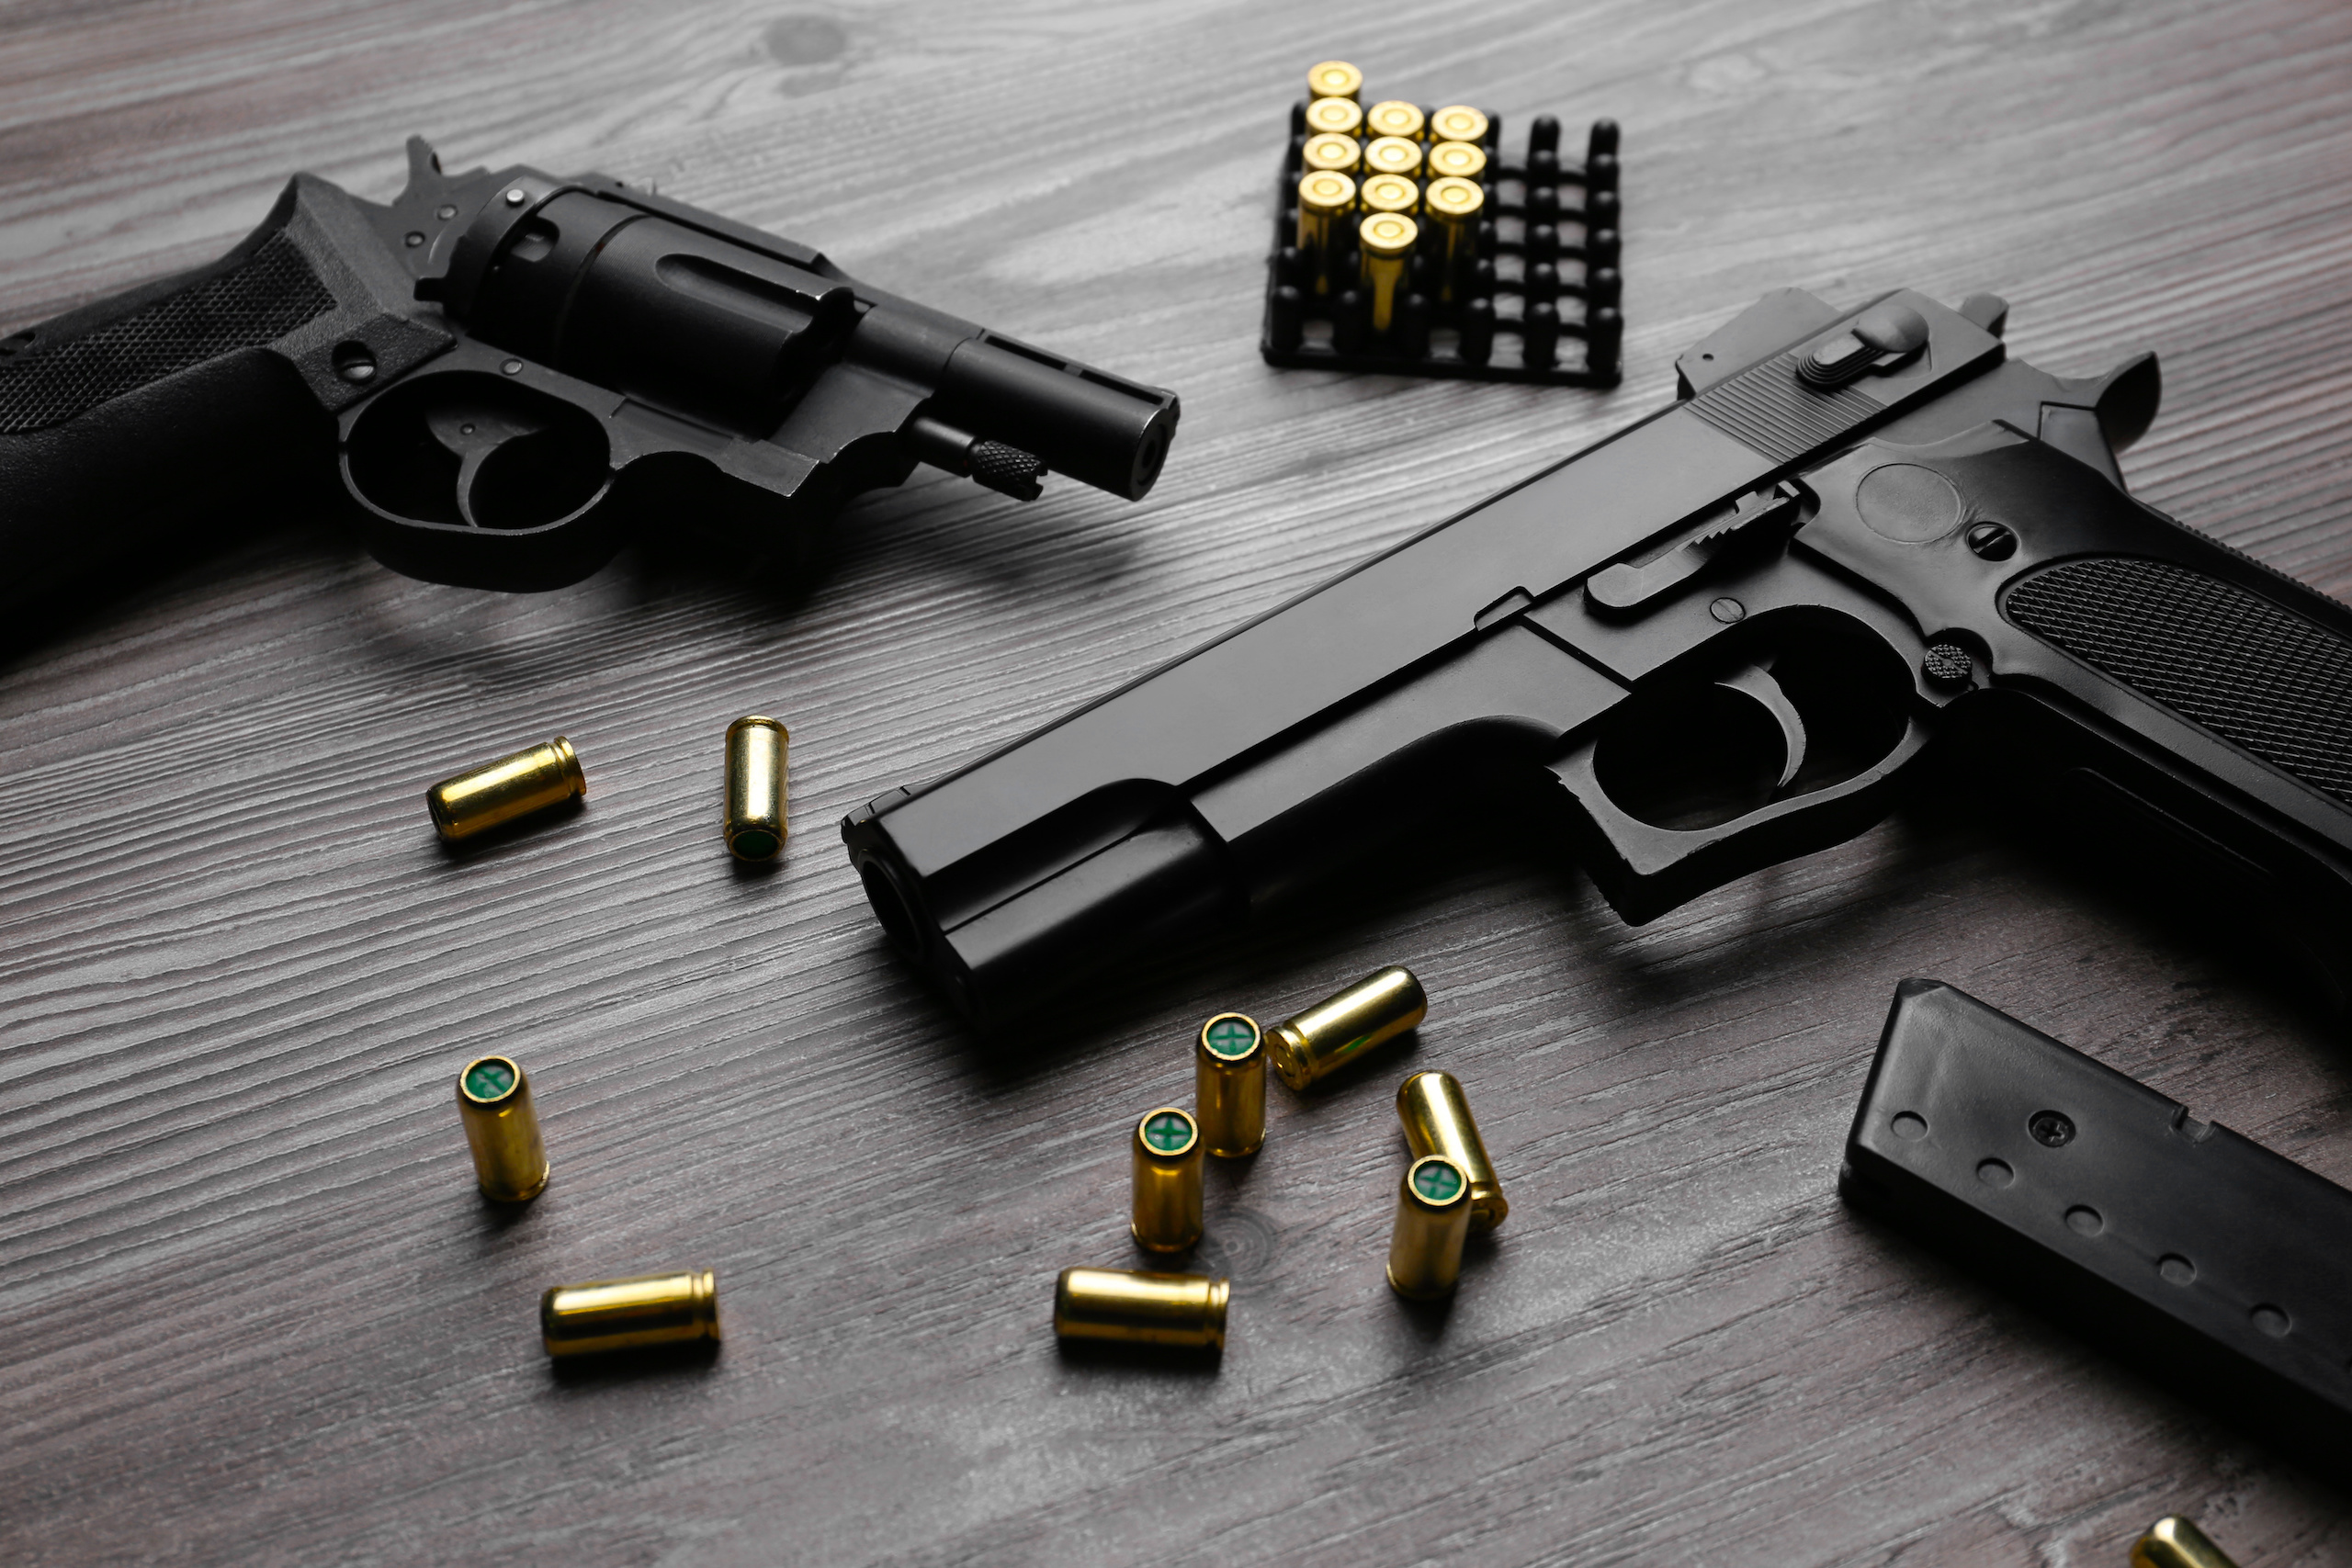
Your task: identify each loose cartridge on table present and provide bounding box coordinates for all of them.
[1055,1267,1228,1349]
[426,736,584,841]
[457,1055,548,1201]
[1269,965,1427,1089]
[1194,1012,1266,1157]
[1397,1070,1505,1231]
[1387,1154,1473,1299]
[1130,1107,1204,1253]
[723,715,789,861]
[541,1269,720,1358]
[2132,1517,2238,1568]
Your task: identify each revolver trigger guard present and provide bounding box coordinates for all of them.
[1552,715,1930,926]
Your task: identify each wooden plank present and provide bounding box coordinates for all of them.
[3,0,2351,1562]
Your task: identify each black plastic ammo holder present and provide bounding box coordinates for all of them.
[1261,107,1623,385]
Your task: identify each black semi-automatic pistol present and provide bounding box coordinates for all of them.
[0,138,1179,611]
[844,288,2352,1025]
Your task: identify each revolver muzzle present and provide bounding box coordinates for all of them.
[933,333,1180,502]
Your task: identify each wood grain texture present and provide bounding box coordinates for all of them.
[5,0,2352,1562]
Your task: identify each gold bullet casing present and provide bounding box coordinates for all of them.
[1387,1155,1473,1299]
[1426,140,1488,182]
[1271,964,1428,1090]
[1301,132,1362,175]
[1304,96,1363,138]
[1295,170,1357,284]
[1055,1267,1229,1349]
[1194,1013,1266,1157]
[723,716,788,861]
[541,1270,720,1358]
[457,1055,548,1201]
[1131,1107,1204,1253]
[1430,105,1489,145]
[1421,176,1486,301]
[1357,213,1419,333]
[1362,135,1423,179]
[1365,99,1426,141]
[426,736,584,841]
[1358,173,1419,217]
[1397,1070,1506,1232]
[1306,60,1363,101]
[2132,1517,2240,1568]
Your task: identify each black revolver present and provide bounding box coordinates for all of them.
[844,287,2352,1026]
[0,138,1179,610]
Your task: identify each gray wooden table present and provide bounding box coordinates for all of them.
[5,2,2350,1562]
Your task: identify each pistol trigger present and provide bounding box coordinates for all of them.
[425,401,548,528]
[1715,660,1806,791]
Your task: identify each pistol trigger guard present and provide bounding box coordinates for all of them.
[1716,660,1806,792]
[1552,714,1930,925]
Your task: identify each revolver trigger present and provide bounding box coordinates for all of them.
[1715,660,1806,791]
[426,401,549,529]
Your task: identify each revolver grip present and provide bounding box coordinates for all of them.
[0,215,344,625]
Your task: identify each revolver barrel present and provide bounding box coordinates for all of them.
[931,334,1177,501]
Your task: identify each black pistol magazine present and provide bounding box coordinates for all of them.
[1841,978,2352,1474]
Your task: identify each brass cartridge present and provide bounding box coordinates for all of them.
[1303,96,1364,138]
[1194,1013,1267,1157]
[1055,1267,1229,1349]
[456,1055,548,1201]
[1295,169,1357,274]
[1301,132,1362,175]
[1270,964,1427,1089]
[1430,105,1489,145]
[1306,60,1363,101]
[426,736,584,841]
[1421,175,1486,300]
[1356,212,1419,334]
[1358,172,1419,217]
[1362,135,1423,179]
[723,715,788,861]
[540,1270,720,1358]
[1425,139,1488,182]
[1365,99,1427,141]
[1387,1154,1473,1299]
[1396,1070,1506,1232]
[1130,1107,1204,1253]
[2132,1517,2239,1568]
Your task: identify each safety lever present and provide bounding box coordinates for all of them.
[1586,482,1801,613]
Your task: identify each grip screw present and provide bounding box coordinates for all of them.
[1922,643,1973,689]
[1965,521,2018,560]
